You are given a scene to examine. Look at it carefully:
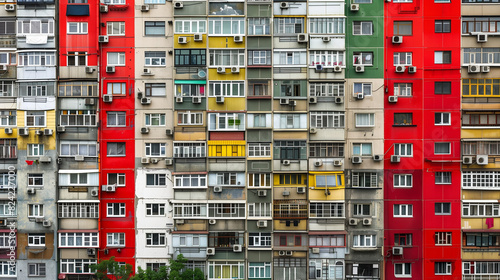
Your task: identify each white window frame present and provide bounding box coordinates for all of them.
[58,232,99,248]
[394,204,413,217]
[59,110,97,127]
[309,50,344,67]
[248,143,271,157]
[309,202,345,218]
[274,17,304,35]
[435,142,451,155]
[28,173,43,187]
[394,143,413,157]
[353,234,376,248]
[177,111,203,125]
[28,144,44,157]
[275,50,308,67]
[67,22,88,34]
[60,141,98,157]
[108,173,125,186]
[107,82,126,95]
[107,233,125,247]
[28,234,45,246]
[209,49,245,67]
[208,81,245,97]
[60,259,96,274]
[18,52,56,66]
[107,142,126,157]
[107,52,126,66]
[435,112,451,125]
[208,17,245,36]
[0,262,15,276]
[28,204,44,218]
[462,202,500,217]
[308,17,345,35]
[435,262,452,275]
[462,171,500,189]
[145,51,166,67]
[26,111,46,127]
[394,52,413,66]
[352,143,372,156]
[146,204,166,216]
[146,173,167,187]
[248,18,271,35]
[353,82,372,96]
[174,19,206,34]
[394,83,413,97]
[107,203,125,217]
[353,52,374,66]
[107,21,125,36]
[145,142,166,157]
[248,262,272,278]
[17,19,55,36]
[353,21,373,35]
[355,113,375,127]
[249,233,272,247]
[434,232,452,246]
[353,204,371,216]
[395,263,412,277]
[174,174,207,188]
[394,174,413,188]
[435,172,451,185]
[352,172,378,188]
[309,82,344,97]
[146,232,166,246]
[173,142,206,158]
[310,111,345,128]
[248,203,271,218]
[28,263,46,277]
[58,203,99,218]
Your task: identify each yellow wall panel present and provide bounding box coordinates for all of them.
[207,97,246,111]
[274,220,307,231]
[208,68,245,80]
[174,34,207,49]
[309,189,345,201]
[174,131,207,141]
[462,128,500,139]
[208,37,245,49]
[462,251,500,261]
[17,110,56,150]
[273,131,308,140]
[462,218,500,230]
[208,141,246,157]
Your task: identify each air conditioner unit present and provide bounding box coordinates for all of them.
[233,35,243,43]
[468,65,480,73]
[91,188,99,197]
[209,219,217,225]
[258,190,267,197]
[481,66,490,73]
[312,248,320,253]
[233,245,242,252]
[178,37,187,44]
[151,158,159,164]
[315,64,323,71]
[350,4,359,11]
[192,96,202,104]
[85,67,95,74]
[176,219,185,225]
[356,92,364,100]
[314,160,323,167]
[141,157,150,164]
[99,35,109,43]
[216,96,224,103]
[355,65,365,73]
[100,5,108,12]
[279,250,286,256]
[297,33,308,43]
[165,158,173,165]
[206,248,215,255]
[309,96,317,104]
[194,34,203,41]
[217,67,226,74]
[57,126,66,133]
[257,220,267,228]
[477,33,488,43]
[141,97,151,105]
[27,188,36,194]
[44,129,53,136]
[19,128,29,136]
[166,129,174,136]
[42,220,52,227]
[143,68,152,75]
[282,191,290,196]
[395,65,406,73]
[175,96,183,103]
[310,127,317,134]
[5,4,15,11]
[289,100,297,107]
[101,185,115,192]
[282,160,291,166]
[74,155,84,161]
[141,4,150,11]
[106,66,115,73]
[35,130,44,136]
[297,187,306,194]
[352,156,362,164]
[388,96,398,103]
[280,99,289,105]
[373,155,383,161]
[39,156,51,163]
[363,218,372,225]
[286,251,293,256]
[87,248,96,256]
[477,155,488,165]
[408,66,417,74]
[103,94,113,102]
[141,127,150,134]
[348,218,358,225]
[85,98,95,105]
[322,36,331,42]
[231,67,240,73]
[392,247,403,255]
[4,128,12,134]
[335,96,344,104]
[333,160,342,166]
[462,156,473,165]
[173,1,183,8]
[214,186,223,193]
[391,155,400,163]
[333,65,342,72]
[280,2,289,8]
[392,36,403,44]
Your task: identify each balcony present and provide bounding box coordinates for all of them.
[273,200,308,219]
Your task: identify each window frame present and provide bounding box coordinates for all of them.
[353,21,373,35]
[393,204,413,217]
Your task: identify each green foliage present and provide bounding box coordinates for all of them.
[132,254,205,280]
[91,257,134,280]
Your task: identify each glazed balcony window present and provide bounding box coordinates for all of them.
[352,172,377,188]
[248,233,271,247]
[248,18,270,35]
[248,50,271,66]
[274,18,304,35]
[173,142,206,158]
[59,232,98,248]
[174,19,206,34]
[353,235,376,248]
[463,48,500,65]
[177,111,203,125]
[18,52,56,66]
[463,114,500,127]
[59,82,98,97]
[464,233,500,248]
[462,17,500,33]
[310,112,345,128]
[58,202,99,218]
[208,18,244,36]
[462,79,500,97]
[175,174,206,188]
[209,49,245,67]
[309,82,344,97]
[173,203,206,218]
[248,203,271,217]
[309,18,345,34]
[273,141,307,160]
[309,143,344,158]
[309,51,344,67]
[60,259,96,274]
[175,49,206,67]
[208,203,246,218]
[462,202,500,217]
[248,173,271,188]
[17,19,54,36]
[273,200,308,219]
[0,111,15,126]
[208,81,244,97]
[60,141,97,157]
[209,232,244,248]
[309,202,344,218]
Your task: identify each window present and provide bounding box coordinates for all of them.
[145,51,166,66]
[28,234,45,246]
[435,232,452,245]
[145,21,165,36]
[248,173,271,188]
[146,204,165,216]
[17,19,54,36]
[208,81,244,97]
[435,143,451,155]
[26,111,45,127]
[209,18,245,35]
[249,262,271,278]
[248,143,271,157]
[107,112,126,127]
[395,234,412,246]
[274,201,308,218]
[248,18,270,35]
[463,48,500,65]
[435,262,451,275]
[274,17,304,35]
[0,140,17,159]
[107,82,126,95]
[309,202,344,218]
[394,204,413,217]
[209,49,245,67]
[0,262,15,276]
[310,112,345,128]
[315,174,343,188]
[107,173,125,186]
[249,233,271,247]
[107,52,125,66]
[107,22,125,36]
[394,83,413,96]
[309,51,344,67]
[208,113,245,130]
[60,141,97,157]
[248,50,271,66]
[394,174,412,188]
[173,143,206,158]
[0,53,13,65]
[353,52,373,66]
[395,263,411,277]
[68,22,88,34]
[353,83,372,96]
[435,172,451,184]
[462,202,500,217]
[173,203,206,218]
[60,259,96,274]
[215,173,242,186]
[28,174,43,187]
[146,263,167,272]
[393,21,412,35]
[394,113,413,126]
[309,18,345,34]
[435,20,451,33]
[463,114,500,127]
[435,203,451,215]
[462,171,500,189]
[275,50,308,66]
[247,114,270,128]
[309,143,344,158]
[59,232,99,248]
[174,49,206,67]
[107,142,125,156]
[28,204,43,218]
[59,110,97,127]
[248,81,270,96]
[145,83,166,97]
[58,203,99,218]
[18,52,56,66]
[435,82,451,94]
[435,51,451,64]
[353,143,372,156]
[462,17,500,33]
[177,111,203,125]
[107,203,125,217]
[28,263,46,277]
[208,261,245,280]
[107,233,125,247]
[146,174,167,187]
[394,144,413,157]
[309,83,344,97]
[434,112,450,125]
[274,141,307,160]
[353,204,370,216]
[394,52,412,66]
[145,143,166,157]
[463,78,500,97]
[248,203,271,217]
[106,0,125,4]
[464,232,500,247]
[278,80,304,97]
[66,51,87,66]
[174,19,206,34]
[0,81,14,97]
[353,21,373,35]
[28,144,44,157]
[352,172,378,188]
[145,113,166,126]
[355,113,375,127]
[353,235,376,247]
[0,201,16,216]
[0,111,15,126]
[146,233,166,246]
